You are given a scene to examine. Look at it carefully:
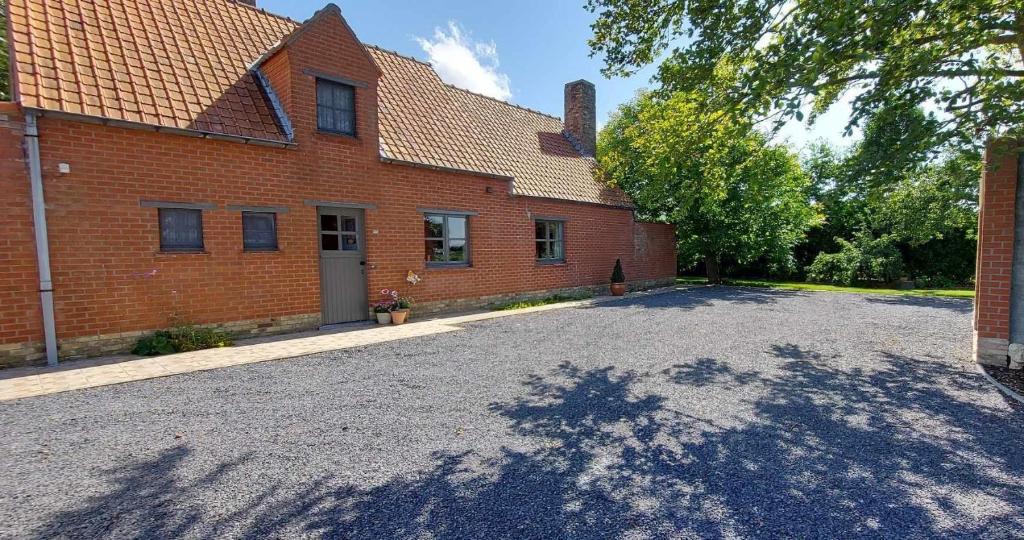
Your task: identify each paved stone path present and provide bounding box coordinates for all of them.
[0,290,642,401]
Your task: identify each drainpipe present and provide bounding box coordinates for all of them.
[25,111,59,366]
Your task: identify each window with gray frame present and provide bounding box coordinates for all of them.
[424,214,469,264]
[535,220,565,261]
[316,78,355,135]
[159,208,204,252]
[242,211,278,251]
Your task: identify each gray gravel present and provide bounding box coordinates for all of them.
[1,286,1022,539]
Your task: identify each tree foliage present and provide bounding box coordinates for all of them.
[599,91,819,282]
[1,0,8,101]
[798,106,980,286]
[587,0,1024,146]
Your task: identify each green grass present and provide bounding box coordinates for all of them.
[675,276,974,298]
[492,292,595,311]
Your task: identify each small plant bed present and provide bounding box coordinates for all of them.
[132,325,233,356]
[983,365,1024,399]
[675,276,973,299]
[491,292,594,311]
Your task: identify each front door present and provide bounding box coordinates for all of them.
[318,207,368,324]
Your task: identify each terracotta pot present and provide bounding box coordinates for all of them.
[391,309,409,325]
[610,282,626,296]
[376,312,392,324]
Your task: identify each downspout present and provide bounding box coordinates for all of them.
[24,111,58,366]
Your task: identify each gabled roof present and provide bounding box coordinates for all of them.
[7,0,632,207]
[8,0,296,142]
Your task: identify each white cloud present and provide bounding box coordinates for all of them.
[415,21,512,101]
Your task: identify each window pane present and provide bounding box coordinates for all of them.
[448,239,466,262]
[447,216,467,239]
[336,85,354,110]
[341,233,359,251]
[341,217,357,232]
[242,212,277,251]
[549,222,562,240]
[536,240,549,259]
[159,208,203,251]
[321,233,339,251]
[424,215,444,238]
[535,222,547,240]
[320,214,338,232]
[552,240,564,260]
[316,79,355,134]
[425,240,444,261]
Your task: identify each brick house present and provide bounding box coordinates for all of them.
[0,0,676,367]
[974,141,1022,368]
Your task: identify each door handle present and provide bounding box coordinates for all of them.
[360,261,366,266]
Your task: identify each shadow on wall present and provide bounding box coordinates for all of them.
[35,347,1024,537]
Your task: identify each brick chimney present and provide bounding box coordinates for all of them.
[564,80,596,157]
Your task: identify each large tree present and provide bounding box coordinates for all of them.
[587,0,1023,146]
[600,91,819,282]
[1,0,8,101]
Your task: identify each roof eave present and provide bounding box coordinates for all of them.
[26,108,297,149]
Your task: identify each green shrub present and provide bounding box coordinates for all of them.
[132,331,177,356]
[132,325,233,356]
[611,258,625,283]
[857,233,904,283]
[806,232,904,285]
[806,240,861,285]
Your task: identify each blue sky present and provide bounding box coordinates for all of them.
[258,0,856,151]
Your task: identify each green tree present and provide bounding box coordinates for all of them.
[599,91,819,282]
[588,0,1024,146]
[1,0,8,101]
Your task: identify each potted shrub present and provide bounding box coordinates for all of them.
[373,301,393,324]
[610,258,626,296]
[392,296,413,325]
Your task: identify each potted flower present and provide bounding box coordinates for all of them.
[392,296,413,325]
[373,288,399,324]
[610,258,626,296]
[373,301,393,324]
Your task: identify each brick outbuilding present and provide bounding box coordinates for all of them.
[0,0,677,367]
[975,141,1022,368]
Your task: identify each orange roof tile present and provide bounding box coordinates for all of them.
[8,0,632,207]
[8,0,295,142]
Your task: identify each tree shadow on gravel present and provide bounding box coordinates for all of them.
[863,295,973,314]
[589,286,802,312]
[32,352,1024,538]
[31,445,251,539]
[247,355,1023,538]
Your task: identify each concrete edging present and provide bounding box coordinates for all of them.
[975,362,1024,406]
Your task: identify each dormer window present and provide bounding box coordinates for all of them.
[316,78,355,136]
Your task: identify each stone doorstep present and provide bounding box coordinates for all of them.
[0,284,686,401]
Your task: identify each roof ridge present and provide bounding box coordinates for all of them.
[444,83,562,122]
[227,0,299,25]
[364,44,431,68]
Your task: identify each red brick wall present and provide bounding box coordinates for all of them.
[0,104,43,349]
[0,12,676,360]
[974,140,1018,364]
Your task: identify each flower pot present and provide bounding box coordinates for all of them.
[376,312,392,324]
[391,309,409,325]
[610,282,626,296]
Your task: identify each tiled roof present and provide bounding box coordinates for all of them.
[7,0,632,207]
[8,0,295,142]
[369,48,631,207]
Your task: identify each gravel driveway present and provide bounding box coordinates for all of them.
[2,286,1022,539]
